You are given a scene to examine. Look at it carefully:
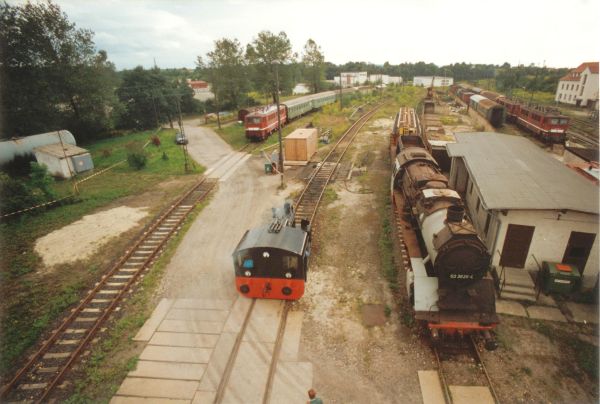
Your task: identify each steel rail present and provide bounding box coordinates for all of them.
[293,104,383,223]
[262,301,291,404]
[1,176,217,402]
[432,338,500,404]
[213,104,383,404]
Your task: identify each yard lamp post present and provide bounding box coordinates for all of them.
[273,61,285,188]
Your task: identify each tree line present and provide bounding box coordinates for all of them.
[1,1,571,143]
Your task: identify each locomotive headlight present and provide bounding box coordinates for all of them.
[285,272,292,279]
[244,270,252,277]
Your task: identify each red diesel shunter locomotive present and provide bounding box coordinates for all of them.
[233,202,311,300]
[244,105,287,141]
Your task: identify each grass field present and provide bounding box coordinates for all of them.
[0,128,204,376]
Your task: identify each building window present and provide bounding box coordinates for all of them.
[576,85,579,91]
[561,83,565,90]
[469,180,474,195]
[583,75,587,85]
[558,94,562,100]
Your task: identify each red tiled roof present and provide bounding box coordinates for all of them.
[189,80,208,89]
[559,62,599,82]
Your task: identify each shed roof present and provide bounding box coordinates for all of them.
[34,143,89,158]
[285,128,317,140]
[447,133,599,214]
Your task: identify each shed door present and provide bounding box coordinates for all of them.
[562,231,596,274]
[500,224,535,268]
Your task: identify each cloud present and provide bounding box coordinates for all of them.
[11,0,599,70]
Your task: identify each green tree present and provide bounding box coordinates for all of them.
[202,38,248,129]
[116,67,179,129]
[246,31,294,103]
[302,39,325,93]
[0,1,119,141]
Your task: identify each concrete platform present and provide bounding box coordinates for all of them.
[279,311,303,362]
[134,299,173,341]
[270,361,313,404]
[565,302,599,324]
[128,361,206,380]
[149,332,219,348]
[496,299,528,317]
[157,319,224,334]
[116,378,199,400]
[197,332,237,392]
[139,345,212,363]
[449,386,494,404]
[221,341,274,403]
[166,308,230,322]
[418,370,445,404]
[192,391,216,404]
[526,306,567,322]
[112,397,188,404]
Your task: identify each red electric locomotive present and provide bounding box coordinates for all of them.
[233,202,311,300]
[517,105,569,143]
[244,104,287,141]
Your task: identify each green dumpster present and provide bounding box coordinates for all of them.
[541,261,581,294]
[264,163,273,174]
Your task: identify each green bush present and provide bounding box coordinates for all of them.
[0,163,56,216]
[126,142,148,170]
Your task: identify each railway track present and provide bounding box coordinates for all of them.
[1,177,218,403]
[433,336,500,404]
[294,103,383,224]
[567,130,599,149]
[212,103,383,403]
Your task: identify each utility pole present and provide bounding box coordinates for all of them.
[339,74,343,110]
[175,97,190,173]
[274,61,284,188]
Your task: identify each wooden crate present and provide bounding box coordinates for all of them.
[284,128,317,165]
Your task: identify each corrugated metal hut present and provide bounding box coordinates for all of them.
[33,143,93,178]
[284,128,317,165]
[0,130,76,166]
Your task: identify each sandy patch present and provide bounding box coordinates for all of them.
[35,206,149,268]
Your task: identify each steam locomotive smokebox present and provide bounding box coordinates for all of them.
[446,205,464,223]
[284,128,317,166]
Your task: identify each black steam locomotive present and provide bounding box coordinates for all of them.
[391,107,498,350]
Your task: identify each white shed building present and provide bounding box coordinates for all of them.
[447,133,599,288]
[413,76,454,87]
[33,143,93,178]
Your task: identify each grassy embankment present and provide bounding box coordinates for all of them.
[0,128,203,376]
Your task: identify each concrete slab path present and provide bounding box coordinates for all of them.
[112,122,312,403]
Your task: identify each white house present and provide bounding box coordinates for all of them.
[368,74,403,85]
[447,133,598,288]
[555,62,599,107]
[413,76,454,87]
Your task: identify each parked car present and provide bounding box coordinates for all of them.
[175,132,188,145]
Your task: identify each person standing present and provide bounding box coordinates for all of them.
[307,388,323,404]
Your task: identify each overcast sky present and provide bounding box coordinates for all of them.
[14,0,600,70]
